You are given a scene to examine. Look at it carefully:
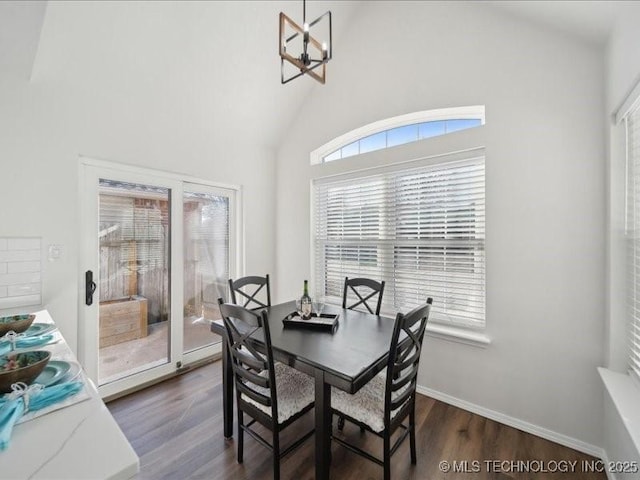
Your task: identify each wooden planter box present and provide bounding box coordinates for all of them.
[99,296,148,348]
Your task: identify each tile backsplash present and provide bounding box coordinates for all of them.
[0,237,42,310]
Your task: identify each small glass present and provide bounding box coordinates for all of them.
[295,298,311,318]
[313,301,324,316]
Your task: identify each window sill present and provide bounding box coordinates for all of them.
[598,367,640,457]
[426,323,491,348]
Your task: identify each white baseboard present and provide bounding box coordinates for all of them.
[416,385,605,459]
[599,449,617,480]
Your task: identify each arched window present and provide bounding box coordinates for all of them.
[311,106,485,164]
[312,106,487,337]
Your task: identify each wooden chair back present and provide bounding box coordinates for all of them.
[229,274,271,310]
[218,300,277,418]
[342,277,386,315]
[384,298,433,429]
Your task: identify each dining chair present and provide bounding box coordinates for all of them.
[331,298,433,480]
[342,277,386,315]
[228,274,271,310]
[217,299,315,480]
[338,276,387,431]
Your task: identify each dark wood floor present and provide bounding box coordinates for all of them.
[107,361,606,480]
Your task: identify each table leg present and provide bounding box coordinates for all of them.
[222,336,233,439]
[315,370,331,480]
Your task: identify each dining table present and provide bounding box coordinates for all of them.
[210,300,398,480]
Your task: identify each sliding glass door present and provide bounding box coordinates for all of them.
[182,184,230,358]
[97,179,172,385]
[80,161,238,398]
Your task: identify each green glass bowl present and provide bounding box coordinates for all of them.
[0,350,51,394]
[0,314,36,337]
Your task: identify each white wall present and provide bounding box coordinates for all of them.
[276,1,605,450]
[0,6,276,353]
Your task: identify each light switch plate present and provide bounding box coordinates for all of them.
[48,244,62,261]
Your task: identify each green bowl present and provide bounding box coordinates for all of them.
[0,350,51,394]
[0,314,36,337]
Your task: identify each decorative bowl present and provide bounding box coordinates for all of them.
[0,314,36,337]
[0,350,51,393]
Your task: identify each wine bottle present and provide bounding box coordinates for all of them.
[300,280,312,319]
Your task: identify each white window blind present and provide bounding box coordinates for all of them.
[626,103,640,383]
[314,156,485,328]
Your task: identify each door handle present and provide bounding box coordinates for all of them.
[85,270,97,306]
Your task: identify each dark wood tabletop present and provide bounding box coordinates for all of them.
[266,301,397,390]
[211,300,397,480]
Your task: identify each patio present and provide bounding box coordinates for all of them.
[99,310,222,385]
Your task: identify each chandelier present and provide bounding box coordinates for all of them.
[279,0,332,85]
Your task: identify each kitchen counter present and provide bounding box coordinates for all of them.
[0,310,139,479]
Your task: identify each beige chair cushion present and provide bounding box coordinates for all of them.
[331,373,410,433]
[241,362,314,424]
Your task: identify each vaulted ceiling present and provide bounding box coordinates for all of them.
[0,1,631,150]
[481,0,625,47]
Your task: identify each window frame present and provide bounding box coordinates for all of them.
[310,106,490,347]
[310,106,485,165]
[624,102,640,385]
[613,76,640,385]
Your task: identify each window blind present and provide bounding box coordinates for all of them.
[627,103,640,383]
[314,157,485,328]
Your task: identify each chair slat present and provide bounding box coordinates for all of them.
[232,348,268,372]
[237,381,271,407]
[390,383,414,411]
[235,365,270,389]
[391,367,417,393]
[393,346,420,374]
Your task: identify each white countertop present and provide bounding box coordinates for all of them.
[0,310,139,479]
